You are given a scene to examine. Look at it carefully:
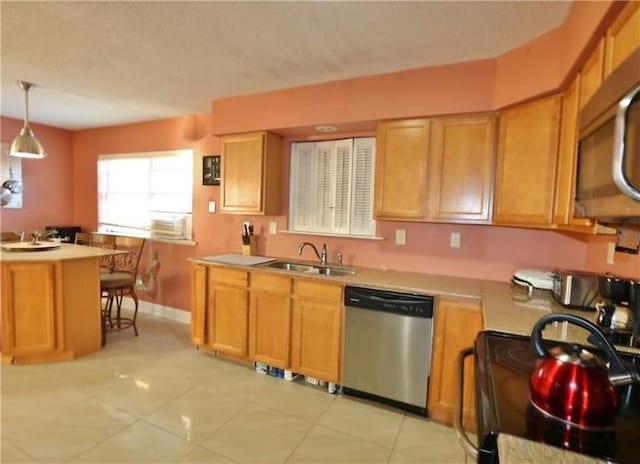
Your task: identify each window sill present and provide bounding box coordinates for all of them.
[94,230,197,246]
[279,230,384,241]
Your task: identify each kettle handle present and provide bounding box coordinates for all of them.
[531,313,635,386]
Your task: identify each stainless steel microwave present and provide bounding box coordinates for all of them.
[576,48,640,224]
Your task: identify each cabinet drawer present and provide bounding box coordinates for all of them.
[209,267,248,287]
[251,273,291,293]
[294,279,343,303]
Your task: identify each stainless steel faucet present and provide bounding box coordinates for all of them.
[298,241,327,265]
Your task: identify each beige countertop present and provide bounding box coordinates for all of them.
[190,254,640,354]
[1,243,124,262]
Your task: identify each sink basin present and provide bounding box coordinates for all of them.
[265,261,356,277]
[308,266,356,277]
[266,261,315,272]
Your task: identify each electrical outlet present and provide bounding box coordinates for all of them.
[269,222,277,234]
[395,229,406,246]
[450,232,461,248]
[606,242,615,265]
[208,201,216,213]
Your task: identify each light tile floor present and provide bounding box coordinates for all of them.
[1,312,469,463]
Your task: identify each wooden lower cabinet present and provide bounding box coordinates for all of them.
[190,264,208,346]
[428,297,484,429]
[249,273,292,368]
[291,279,343,383]
[207,268,249,357]
[1,259,102,364]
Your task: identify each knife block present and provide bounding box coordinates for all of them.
[242,237,256,256]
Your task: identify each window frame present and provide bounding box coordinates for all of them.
[97,149,194,241]
[288,136,376,238]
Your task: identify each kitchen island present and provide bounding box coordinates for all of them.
[0,243,122,364]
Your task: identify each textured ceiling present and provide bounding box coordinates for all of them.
[1,1,571,130]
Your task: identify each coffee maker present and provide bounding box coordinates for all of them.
[596,275,640,347]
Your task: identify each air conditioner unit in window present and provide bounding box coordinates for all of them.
[150,214,192,241]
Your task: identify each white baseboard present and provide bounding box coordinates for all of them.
[119,299,190,324]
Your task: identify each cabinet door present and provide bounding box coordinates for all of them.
[220,132,282,215]
[554,77,595,228]
[578,39,605,111]
[428,298,483,430]
[208,283,249,358]
[429,115,496,223]
[493,94,562,226]
[605,1,640,78]
[190,264,208,346]
[1,263,58,359]
[221,132,265,213]
[291,280,343,383]
[374,119,430,220]
[249,273,292,368]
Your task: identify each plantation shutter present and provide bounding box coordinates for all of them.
[351,137,376,236]
[290,142,316,231]
[289,137,374,236]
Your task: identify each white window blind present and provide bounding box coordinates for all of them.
[289,137,375,236]
[97,149,193,240]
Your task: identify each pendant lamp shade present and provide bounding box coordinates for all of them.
[10,81,46,159]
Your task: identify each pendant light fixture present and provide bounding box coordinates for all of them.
[10,81,46,159]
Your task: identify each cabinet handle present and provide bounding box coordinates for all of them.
[454,346,478,460]
[612,84,640,201]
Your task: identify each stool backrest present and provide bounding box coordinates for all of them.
[112,236,146,274]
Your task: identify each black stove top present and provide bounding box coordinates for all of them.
[475,331,640,464]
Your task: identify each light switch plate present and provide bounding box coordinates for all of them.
[395,229,406,246]
[208,201,216,213]
[269,222,277,234]
[450,232,461,248]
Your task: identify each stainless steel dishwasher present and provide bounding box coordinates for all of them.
[342,286,434,415]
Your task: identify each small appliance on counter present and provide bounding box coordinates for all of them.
[551,269,599,310]
[511,268,554,295]
[595,275,640,348]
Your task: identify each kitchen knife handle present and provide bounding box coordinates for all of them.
[455,346,479,460]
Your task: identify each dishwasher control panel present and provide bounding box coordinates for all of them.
[344,286,433,318]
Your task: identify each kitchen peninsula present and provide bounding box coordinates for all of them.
[0,243,122,364]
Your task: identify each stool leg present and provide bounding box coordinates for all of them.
[130,286,139,337]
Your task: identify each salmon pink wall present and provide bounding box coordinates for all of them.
[1,116,73,232]
[211,59,497,135]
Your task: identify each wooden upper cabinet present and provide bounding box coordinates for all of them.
[220,132,282,215]
[428,114,497,223]
[554,77,595,228]
[578,39,605,111]
[374,119,430,220]
[605,1,640,78]
[494,94,562,226]
[190,264,208,346]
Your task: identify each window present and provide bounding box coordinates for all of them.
[97,149,193,240]
[289,137,376,236]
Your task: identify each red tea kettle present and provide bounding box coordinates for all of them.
[530,314,638,429]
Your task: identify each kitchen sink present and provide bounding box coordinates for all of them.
[265,261,356,276]
[307,266,356,276]
[266,261,315,272]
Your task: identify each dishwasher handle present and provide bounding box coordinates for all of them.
[455,346,479,460]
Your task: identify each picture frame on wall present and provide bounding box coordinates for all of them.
[203,155,220,186]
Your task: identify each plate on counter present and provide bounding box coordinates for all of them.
[2,241,62,252]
